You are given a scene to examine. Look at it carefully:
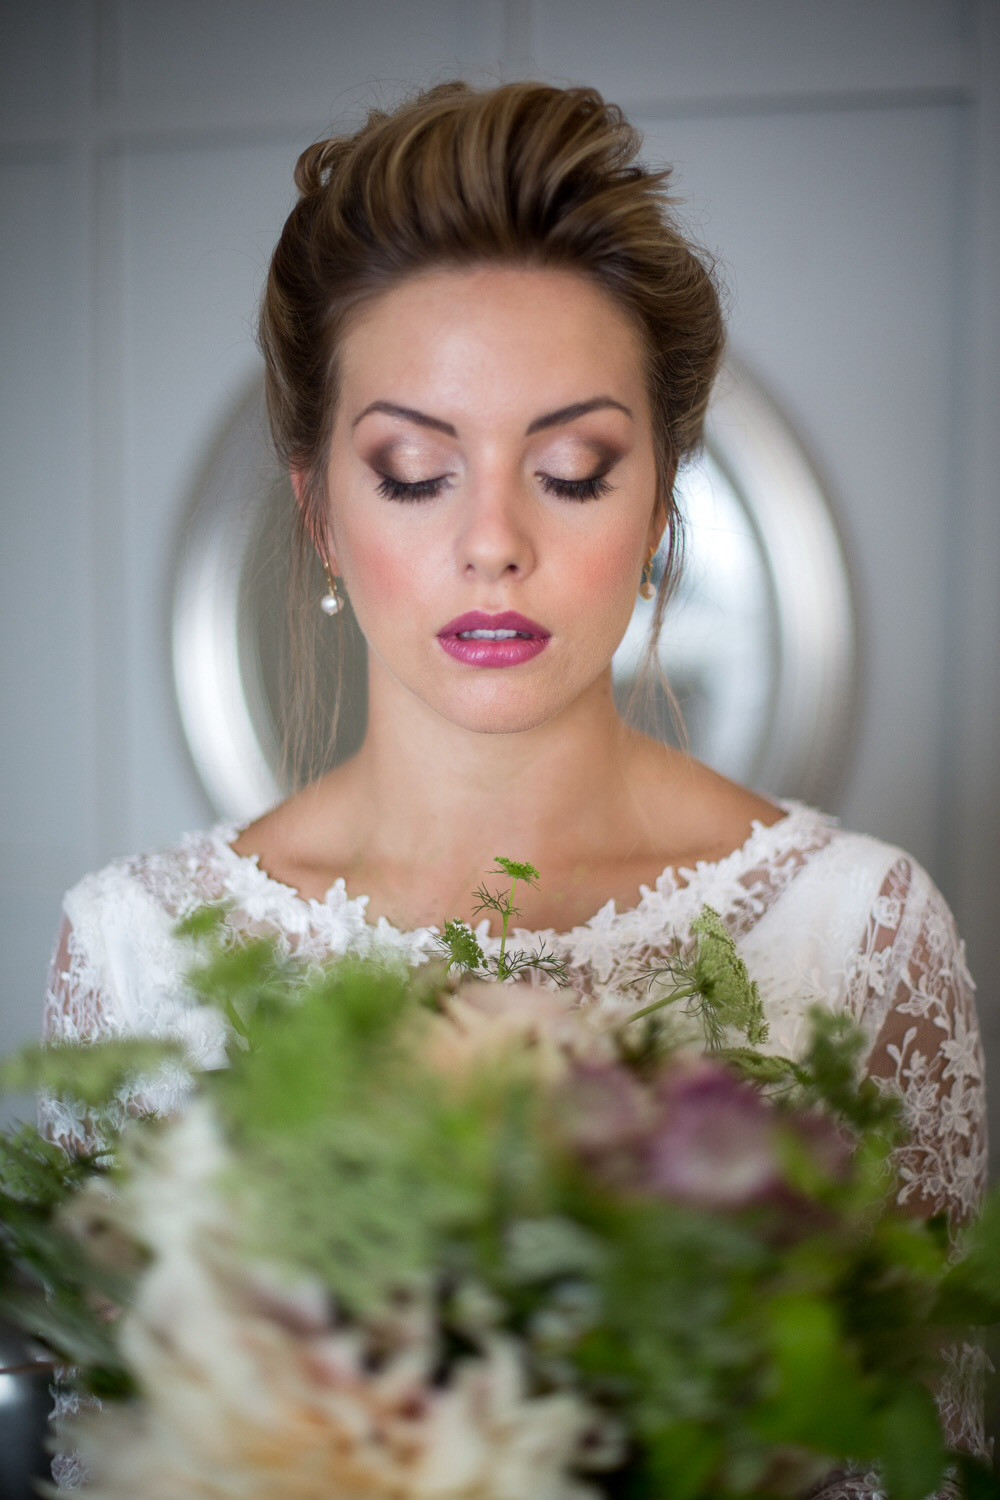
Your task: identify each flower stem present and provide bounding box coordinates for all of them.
[624,984,697,1026]
[497,877,516,978]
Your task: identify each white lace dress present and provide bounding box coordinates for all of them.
[41,800,990,1492]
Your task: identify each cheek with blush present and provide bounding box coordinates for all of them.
[574,531,647,628]
[335,532,415,634]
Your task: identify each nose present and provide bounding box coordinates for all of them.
[454,469,537,583]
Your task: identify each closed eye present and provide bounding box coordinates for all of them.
[538,472,613,502]
[375,472,452,502]
[376,469,613,503]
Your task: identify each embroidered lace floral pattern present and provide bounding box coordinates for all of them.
[40,802,990,1489]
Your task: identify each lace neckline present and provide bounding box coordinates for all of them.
[200,799,835,947]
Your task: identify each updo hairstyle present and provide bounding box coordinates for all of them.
[258,80,725,777]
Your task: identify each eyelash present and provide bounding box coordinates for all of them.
[374,471,613,503]
[376,473,451,503]
[538,472,613,502]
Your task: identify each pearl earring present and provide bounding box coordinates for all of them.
[639,548,657,601]
[320,564,342,616]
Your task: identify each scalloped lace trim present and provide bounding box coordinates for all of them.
[198,797,834,946]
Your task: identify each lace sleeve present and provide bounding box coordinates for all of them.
[39,914,117,1157]
[812,856,992,1496]
[855,857,988,1228]
[38,857,230,1163]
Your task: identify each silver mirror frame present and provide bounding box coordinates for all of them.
[172,402,288,821]
[700,360,857,797]
[172,359,857,824]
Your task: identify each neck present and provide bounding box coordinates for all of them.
[328,662,656,873]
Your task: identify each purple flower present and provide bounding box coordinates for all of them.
[554,1062,653,1187]
[557,1054,852,1215]
[645,1059,783,1209]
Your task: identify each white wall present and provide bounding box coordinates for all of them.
[2,1,998,1161]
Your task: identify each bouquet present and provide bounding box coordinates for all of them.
[2,861,999,1500]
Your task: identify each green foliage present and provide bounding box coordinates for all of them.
[440,918,486,974]
[492,856,541,886]
[714,1047,807,1093]
[624,905,768,1052]
[2,862,999,1500]
[441,856,568,985]
[0,1122,92,1208]
[0,1038,183,1109]
[689,908,769,1048]
[795,1007,903,1140]
[578,1199,768,1429]
[184,922,307,1053]
[196,957,551,1314]
[934,1191,1000,1327]
[878,1385,948,1500]
[503,1215,605,1286]
[494,939,569,984]
[952,1453,1000,1500]
[751,1292,877,1455]
[0,1126,135,1391]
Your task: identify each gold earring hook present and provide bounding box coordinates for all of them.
[639,545,657,601]
[320,560,342,616]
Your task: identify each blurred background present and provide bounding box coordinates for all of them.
[1,0,997,1165]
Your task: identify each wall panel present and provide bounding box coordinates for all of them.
[0,2,91,132]
[117,0,506,119]
[533,0,968,104]
[118,138,303,846]
[0,149,95,1077]
[638,104,964,864]
[0,153,94,861]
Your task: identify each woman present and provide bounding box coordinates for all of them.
[43,80,987,1471]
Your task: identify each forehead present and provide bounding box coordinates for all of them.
[335,265,649,423]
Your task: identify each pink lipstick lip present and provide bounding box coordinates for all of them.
[436,610,551,669]
[438,634,550,668]
[437,610,550,639]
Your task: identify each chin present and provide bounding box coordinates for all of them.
[436,684,579,737]
[463,710,556,736]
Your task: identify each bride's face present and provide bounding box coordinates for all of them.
[315,265,663,735]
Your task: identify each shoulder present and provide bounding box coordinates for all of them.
[51,827,240,1057]
[61,825,239,941]
[758,806,941,920]
[782,814,973,1036]
[729,805,972,1043]
[789,816,964,959]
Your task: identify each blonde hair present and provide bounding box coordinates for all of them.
[259,80,725,780]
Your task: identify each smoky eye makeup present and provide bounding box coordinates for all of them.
[532,436,624,500]
[362,436,457,502]
[361,428,629,503]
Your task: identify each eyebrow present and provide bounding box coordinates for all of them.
[526,398,633,434]
[352,401,456,435]
[351,396,633,436]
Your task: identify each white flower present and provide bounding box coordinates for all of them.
[422,981,609,1083]
[414,1337,597,1500]
[61,1104,602,1500]
[67,1297,599,1500]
